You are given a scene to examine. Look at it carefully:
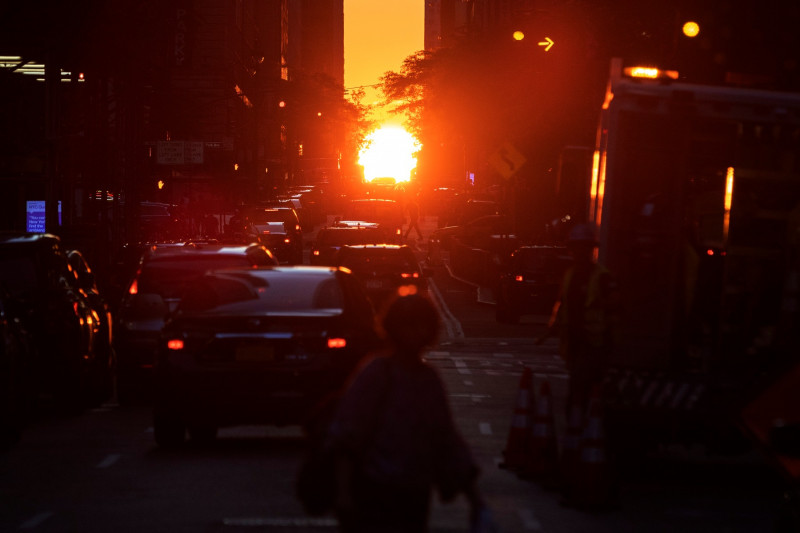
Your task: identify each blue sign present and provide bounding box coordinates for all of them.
[25,201,61,232]
[26,201,46,232]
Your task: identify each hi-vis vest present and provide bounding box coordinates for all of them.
[555,264,613,352]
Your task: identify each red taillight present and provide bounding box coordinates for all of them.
[327,338,347,349]
[400,272,420,278]
[167,339,184,350]
[395,229,402,235]
[284,238,291,244]
[128,278,139,295]
[515,275,524,282]
[313,250,320,256]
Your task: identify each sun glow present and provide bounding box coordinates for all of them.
[359,126,420,182]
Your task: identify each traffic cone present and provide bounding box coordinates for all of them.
[520,379,559,485]
[570,385,616,511]
[559,401,584,493]
[500,366,534,470]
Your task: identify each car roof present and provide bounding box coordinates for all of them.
[0,232,61,246]
[142,242,275,262]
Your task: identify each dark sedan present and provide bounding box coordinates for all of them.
[114,242,277,404]
[334,244,430,311]
[152,266,381,447]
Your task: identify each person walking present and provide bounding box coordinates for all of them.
[325,288,491,533]
[538,223,618,416]
[403,196,423,241]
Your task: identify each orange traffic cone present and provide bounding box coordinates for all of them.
[570,386,616,511]
[520,379,559,485]
[500,366,534,470]
[559,402,584,492]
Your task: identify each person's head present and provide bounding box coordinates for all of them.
[380,287,440,357]
[567,223,597,265]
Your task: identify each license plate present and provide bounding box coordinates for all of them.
[235,342,274,362]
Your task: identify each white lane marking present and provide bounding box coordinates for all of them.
[518,508,543,530]
[96,454,120,468]
[453,358,471,375]
[19,512,54,529]
[222,517,337,527]
[428,279,465,341]
[479,422,492,435]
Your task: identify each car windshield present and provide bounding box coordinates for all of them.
[137,255,256,297]
[338,249,417,273]
[177,271,344,314]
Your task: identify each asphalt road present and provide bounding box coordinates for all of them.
[0,214,792,532]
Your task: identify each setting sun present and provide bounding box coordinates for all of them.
[359,125,420,183]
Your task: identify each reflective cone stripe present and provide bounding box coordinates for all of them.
[501,367,534,470]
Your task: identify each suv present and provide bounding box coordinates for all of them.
[311,224,389,266]
[334,244,430,310]
[115,242,277,403]
[494,245,571,323]
[343,199,404,243]
[0,233,109,411]
[227,206,304,264]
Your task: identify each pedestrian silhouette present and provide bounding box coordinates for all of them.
[403,197,423,241]
[324,287,490,532]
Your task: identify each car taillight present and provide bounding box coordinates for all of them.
[128,278,139,295]
[284,238,291,244]
[515,275,524,282]
[327,338,347,349]
[395,228,402,235]
[313,250,320,256]
[167,339,184,350]
[400,272,420,278]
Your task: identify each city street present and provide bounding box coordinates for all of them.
[0,215,789,532]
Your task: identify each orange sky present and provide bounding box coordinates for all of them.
[344,0,424,125]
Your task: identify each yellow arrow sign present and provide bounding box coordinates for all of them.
[538,37,554,52]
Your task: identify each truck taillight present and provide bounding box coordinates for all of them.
[167,339,184,350]
[327,338,346,349]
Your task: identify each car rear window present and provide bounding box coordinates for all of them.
[317,228,385,247]
[177,271,344,314]
[137,255,256,297]
[338,249,418,273]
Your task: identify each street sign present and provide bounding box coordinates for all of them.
[489,142,527,180]
[157,141,204,165]
[538,37,554,51]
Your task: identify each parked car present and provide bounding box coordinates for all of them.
[0,289,34,448]
[343,199,404,242]
[66,249,115,405]
[311,224,388,266]
[114,242,277,403]
[494,245,571,323]
[152,266,382,447]
[0,233,106,411]
[334,244,430,310]
[227,206,304,264]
